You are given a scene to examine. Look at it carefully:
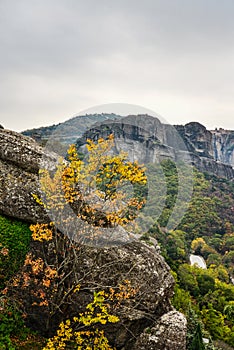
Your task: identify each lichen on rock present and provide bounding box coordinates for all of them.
[132,310,187,350]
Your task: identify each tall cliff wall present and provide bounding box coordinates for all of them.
[76,116,234,181]
[211,128,234,166]
[175,122,234,168]
[174,122,234,180]
[22,114,234,180]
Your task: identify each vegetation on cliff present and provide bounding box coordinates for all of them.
[145,160,234,349]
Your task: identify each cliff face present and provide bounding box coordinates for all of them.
[211,128,234,165]
[174,122,234,180]
[76,116,234,181]
[23,114,234,180]
[175,122,214,159]
[0,127,187,349]
[175,122,234,168]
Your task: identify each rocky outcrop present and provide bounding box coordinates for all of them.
[23,114,234,180]
[175,122,234,169]
[175,122,234,179]
[9,239,183,349]
[76,116,234,180]
[76,115,178,165]
[132,310,187,350]
[211,128,234,166]
[188,152,234,179]
[0,128,57,222]
[175,122,214,159]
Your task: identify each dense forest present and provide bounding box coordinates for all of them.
[142,161,234,349]
[1,155,234,349]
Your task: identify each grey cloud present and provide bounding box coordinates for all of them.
[1,0,234,130]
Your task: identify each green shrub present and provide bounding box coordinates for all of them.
[0,214,31,288]
[0,298,30,350]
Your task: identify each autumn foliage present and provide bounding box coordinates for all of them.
[37,134,147,230]
[7,135,144,349]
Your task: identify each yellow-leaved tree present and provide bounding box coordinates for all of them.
[37,134,147,230]
[11,135,146,349]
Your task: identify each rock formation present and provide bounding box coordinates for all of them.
[0,128,56,223]
[211,128,234,165]
[132,310,187,350]
[76,116,234,180]
[9,238,184,349]
[175,122,214,159]
[23,114,234,181]
[167,122,234,170]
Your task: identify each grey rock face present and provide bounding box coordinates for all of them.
[0,159,44,222]
[22,114,234,180]
[175,122,214,159]
[175,122,234,179]
[211,128,234,166]
[132,310,187,350]
[0,128,57,222]
[77,116,234,180]
[188,152,234,180]
[117,119,234,180]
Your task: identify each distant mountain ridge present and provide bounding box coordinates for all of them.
[22,113,234,180]
[22,113,123,145]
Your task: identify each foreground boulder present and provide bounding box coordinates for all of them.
[0,128,56,222]
[132,310,187,350]
[9,238,187,349]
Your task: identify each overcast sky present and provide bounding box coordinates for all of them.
[1,0,234,132]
